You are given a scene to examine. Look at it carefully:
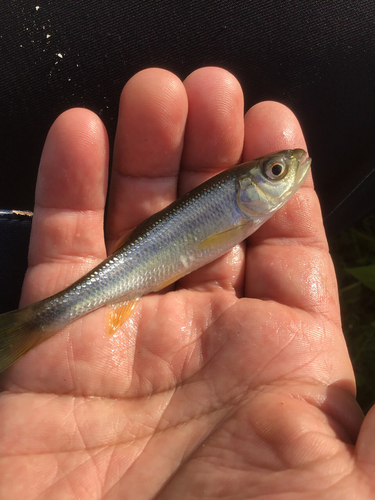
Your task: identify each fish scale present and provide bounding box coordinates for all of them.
[47,170,243,323]
[0,149,311,372]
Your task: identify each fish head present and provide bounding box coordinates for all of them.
[236,149,311,217]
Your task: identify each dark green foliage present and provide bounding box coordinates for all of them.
[329,213,375,414]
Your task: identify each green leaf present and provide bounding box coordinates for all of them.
[347,265,375,292]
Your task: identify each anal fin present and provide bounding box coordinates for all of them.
[107,298,139,336]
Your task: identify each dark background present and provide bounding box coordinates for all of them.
[1,0,375,235]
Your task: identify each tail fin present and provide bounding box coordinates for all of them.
[0,305,45,372]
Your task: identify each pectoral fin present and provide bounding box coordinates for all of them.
[152,271,189,292]
[107,298,140,336]
[197,222,252,250]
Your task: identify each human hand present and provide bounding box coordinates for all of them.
[1,67,373,499]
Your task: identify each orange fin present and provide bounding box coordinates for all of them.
[107,298,139,336]
[197,223,252,250]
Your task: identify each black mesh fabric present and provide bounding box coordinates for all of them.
[1,0,375,234]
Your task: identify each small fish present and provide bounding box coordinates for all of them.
[0,149,311,372]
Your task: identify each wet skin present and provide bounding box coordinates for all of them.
[0,67,374,499]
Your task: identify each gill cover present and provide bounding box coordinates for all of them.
[235,149,309,217]
[236,155,288,216]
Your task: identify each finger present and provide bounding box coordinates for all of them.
[242,102,341,325]
[21,108,109,306]
[179,67,244,194]
[242,100,309,175]
[178,67,246,293]
[105,68,188,253]
[356,405,375,472]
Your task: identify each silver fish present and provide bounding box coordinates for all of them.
[0,149,311,372]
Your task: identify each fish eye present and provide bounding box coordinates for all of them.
[264,161,286,180]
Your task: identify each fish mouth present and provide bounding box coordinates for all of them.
[293,149,311,185]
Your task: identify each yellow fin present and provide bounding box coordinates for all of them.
[152,271,188,292]
[107,298,139,336]
[197,223,252,250]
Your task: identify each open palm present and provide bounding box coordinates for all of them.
[1,67,374,499]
